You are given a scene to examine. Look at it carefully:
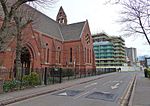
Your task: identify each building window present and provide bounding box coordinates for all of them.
[90,49,91,63]
[44,48,48,63]
[87,49,89,63]
[58,47,61,63]
[70,48,72,62]
[58,51,61,63]
[46,43,48,46]
[85,34,90,44]
[47,48,49,63]
[59,12,62,15]
[85,48,86,63]
[56,47,61,63]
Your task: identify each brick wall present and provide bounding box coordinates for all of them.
[0,19,96,80]
[0,79,3,93]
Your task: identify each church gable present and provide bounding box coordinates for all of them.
[80,20,93,46]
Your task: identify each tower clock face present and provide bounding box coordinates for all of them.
[85,34,90,44]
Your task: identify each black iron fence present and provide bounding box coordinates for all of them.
[0,68,116,93]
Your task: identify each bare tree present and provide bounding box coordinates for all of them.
[106,0,150,45]
[0,0,57,79]
[0,0,56,49]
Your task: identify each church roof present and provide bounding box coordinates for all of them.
[24,5,86,41]
[25,6,85,41]
[0,2,86,43]
[23,5,63,41]
[60,21,85,41]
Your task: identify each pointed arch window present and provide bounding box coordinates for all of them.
[85,34,90,44]
[70,48,72,62]
[56,47,61,64]
[85,48,86,63]
[47,48,49,63]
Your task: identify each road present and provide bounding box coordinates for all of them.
[8,72,136,106]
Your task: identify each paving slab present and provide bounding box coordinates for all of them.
[131,72,150,106]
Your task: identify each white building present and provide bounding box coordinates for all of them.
[125,47,137,66]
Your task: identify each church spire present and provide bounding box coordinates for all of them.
[56,6,67,25]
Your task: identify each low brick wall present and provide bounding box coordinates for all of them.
[0,68,13,81]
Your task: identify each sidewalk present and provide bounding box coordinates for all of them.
[0,73,116,105]
[130,72,150,106]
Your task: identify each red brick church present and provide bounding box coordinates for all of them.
[0,5,95,80]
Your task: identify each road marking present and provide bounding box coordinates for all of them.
[111,83,120,89]
[85,82,97,88]
[112,80,119,83]
[58,92,67,96]
[102,81,111,86]
[116,83,120,86]
[74,91,90,99]
[74,88,96,99]
[112,80,123,83]
[102,91,110,94]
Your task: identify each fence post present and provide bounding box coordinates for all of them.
[84,70,86,77]
[52,68,55,84]
[44,67,47,85]
[59,68,62,83]
[67,69,70,80]
[80,70,81,78]
[74,68,76,79]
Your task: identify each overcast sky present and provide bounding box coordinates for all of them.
[36,0,150,56]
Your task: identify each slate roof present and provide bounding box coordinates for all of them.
[0,1,86,43]
[60,21,85,41]
[23,4,86,41]
[22,4,63,41]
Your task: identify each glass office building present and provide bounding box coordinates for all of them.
[92,33,126,71]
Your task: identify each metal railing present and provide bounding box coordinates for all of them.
[0,67,116,93]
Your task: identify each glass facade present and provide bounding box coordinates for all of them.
[92,33,126,68]
[93,41,115,67]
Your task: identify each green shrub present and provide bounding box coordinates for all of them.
[3,80,20,92]
[3,81,12,92]
[22,75,30,86]
[11,80,20,88]
[147,68,150,78]
[22,72,40,87]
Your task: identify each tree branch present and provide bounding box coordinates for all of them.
[138,16,150,45]
[0,0,8,16]
[21,20,33,30]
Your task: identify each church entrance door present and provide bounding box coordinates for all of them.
[20,47,31,75]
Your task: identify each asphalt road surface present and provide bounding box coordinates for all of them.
[8,72,136,106]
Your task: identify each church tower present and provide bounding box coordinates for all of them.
[56,6,67,25]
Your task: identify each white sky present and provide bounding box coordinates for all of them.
[36,0,150,56]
